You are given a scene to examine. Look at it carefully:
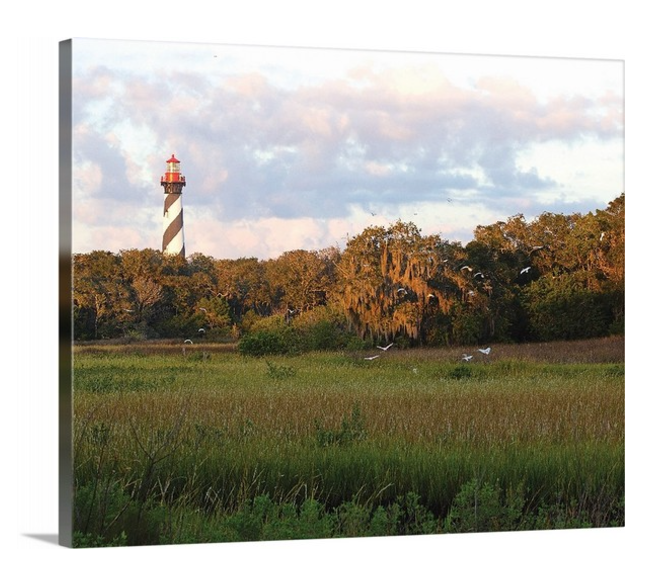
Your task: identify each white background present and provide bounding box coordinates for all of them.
[3,1,659,584]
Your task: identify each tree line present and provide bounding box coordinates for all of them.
[72,194,624,349]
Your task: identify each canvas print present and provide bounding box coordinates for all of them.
[60,38,624,548]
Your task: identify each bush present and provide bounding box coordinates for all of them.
[265,361,296,379]
[74,480,166,547]
[314,404,367,447]
[238,305,364,355]
[444,479,525,533]
[291,304,358,352]
[445,364,474,380]
[238,330,291,356]
[449,306,486,346]
[73,530,128,548]
[522,276,613,341]
[153,312,202,339]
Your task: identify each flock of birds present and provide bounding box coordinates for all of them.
[364,342,394,361]
[364,342,491,363]
[183,328,206,344]
[461,347,491,362]
[181,262,534,348]
[461,264,532,277]
[184,311,494,364]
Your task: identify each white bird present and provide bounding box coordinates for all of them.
[461,353,473,362]
[478,347,491,355]
[199,307,207,312]
[364,355,380,361]
[520,266,531,275]
[474,272,484,279]
[397,287,407,293]
[184,339,193,344]
[428,293,436,298]
[198,328,205,333]
[377,343,393,351]
[461,265,472,272]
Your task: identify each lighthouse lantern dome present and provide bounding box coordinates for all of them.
[165,154,182,182]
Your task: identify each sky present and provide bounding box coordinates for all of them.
[70,38,624,261]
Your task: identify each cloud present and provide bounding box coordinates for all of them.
[71,41,623,259]
[187,215,349,260]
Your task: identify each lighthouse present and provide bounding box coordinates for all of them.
[161,154,186,257]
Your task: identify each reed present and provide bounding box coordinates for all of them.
[72,337,624,545]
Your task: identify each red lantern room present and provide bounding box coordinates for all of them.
[161,154,186,185]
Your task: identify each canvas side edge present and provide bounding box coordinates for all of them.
[58,38,74,548]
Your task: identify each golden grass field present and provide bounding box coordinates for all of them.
[71,336,624,545]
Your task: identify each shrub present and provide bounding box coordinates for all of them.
[314,404,367,447]
[522,276,613,341]
[445,364,473,380]
[238,330,291,356]
[73,530,128,548]
[444,479,525,533]
[265,361,296,380]
[238,306,364,354]
[291,304,358,352]
[74,480,166,547]
[153,312,202,339]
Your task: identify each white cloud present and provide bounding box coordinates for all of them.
[187,215,346,260]
[71,39,624,259]
[515,137,623,205]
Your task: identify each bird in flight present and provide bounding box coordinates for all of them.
[461,353,473,362]
[198,328,205,333]
[184,339,193,344]
[377,343,393,351]
[364,355,380,361]
[520,266,532,275]
[478,347,491,355]
[461,265,472,272]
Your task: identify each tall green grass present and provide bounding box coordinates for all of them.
[71,338,624,546]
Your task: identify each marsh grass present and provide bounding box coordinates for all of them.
[72,336,624,546]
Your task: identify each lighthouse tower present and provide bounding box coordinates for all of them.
[161,154,186,257]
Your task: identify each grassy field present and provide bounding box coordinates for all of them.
[71,336,624,547]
